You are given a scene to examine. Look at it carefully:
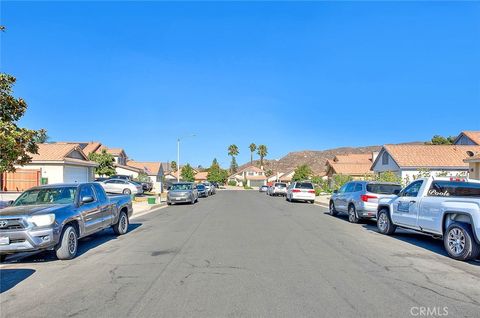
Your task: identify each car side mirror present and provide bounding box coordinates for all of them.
[7,200,14,206]
[333,190,338,194]
[81,196,94,204]
[393,189,401,195]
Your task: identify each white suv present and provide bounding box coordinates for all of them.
[286,181,315,204]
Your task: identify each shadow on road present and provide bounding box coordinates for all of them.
[2,223,142,264]
[0,268,35,293]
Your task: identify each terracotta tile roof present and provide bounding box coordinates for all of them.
[81,142,102,155]
[97,146,125,156]
[381,145,480,168]
[237,165,264,174]
[114,163,143,173]
[127,161,161,175]
[195,172,209,180]
[334,153,372,163]
[461,131,480,145]
[246,175,267,180]
[30,143,87,161]
[328,162,373,175]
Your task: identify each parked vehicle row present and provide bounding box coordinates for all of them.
[0,183,133,261]
[264,181,316,204]
[100,179,143,195]
[329,177,480,262]
[166,181,217,205]
[95,174,153,193]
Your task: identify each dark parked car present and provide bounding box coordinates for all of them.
[197,184,209,198]
[0,183,132,261]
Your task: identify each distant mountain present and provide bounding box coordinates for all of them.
[238,146,382,176]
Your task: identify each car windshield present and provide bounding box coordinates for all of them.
[170,184,192,191]
[367,184,402,194]
[197,185,206,190]
[295,182,313,189]
[13,187,77,206]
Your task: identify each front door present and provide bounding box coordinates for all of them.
[391,180,423,228]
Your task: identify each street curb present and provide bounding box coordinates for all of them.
[314,202,329,209]
[131,203,167,219]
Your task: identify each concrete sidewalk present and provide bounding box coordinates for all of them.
[314,194,330,208]
[132,201,166,217]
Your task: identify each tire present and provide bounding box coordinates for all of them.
[55,225,78,260]
[113,210,129,235]
[167,202,172,205]
[348,205,360,223]
[444,222,480,261]
[310,200,315,204]
[191,196,195,204]
[377,209,396,235]
[123,188,132,195]
[329,201,338,216]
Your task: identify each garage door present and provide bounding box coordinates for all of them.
[64,166,89,183]
[249,180,265,188]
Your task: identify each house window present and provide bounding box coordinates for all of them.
[248,172,254,176]
[382,153,389,165]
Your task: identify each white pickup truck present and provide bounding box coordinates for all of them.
[376,177,480,261]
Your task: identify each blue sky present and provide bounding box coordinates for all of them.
[2,1,479,168]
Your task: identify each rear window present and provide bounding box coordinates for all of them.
[428,181,480,197]
[197,185,205,190]
[275,183,287,188]
[295,182,313,189]
[367,184,402,195]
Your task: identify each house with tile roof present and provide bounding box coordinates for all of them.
[194,171,209,183]
[325,153,376,179]
[454,131,480,145]
[228,165,267,187]
[371,144,480,181]
[127,160,166,193]
[464,153,480,180]
[1,143,98,192]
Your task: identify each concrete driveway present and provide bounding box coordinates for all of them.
[1,191,479,317]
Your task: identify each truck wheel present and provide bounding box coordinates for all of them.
[55,225,78,260]
[348,205,359,223]
[329,201,338,216]
[113,211,129,235]
[123,189,131,195]
[377,209,396,235]
[444,222,480,261]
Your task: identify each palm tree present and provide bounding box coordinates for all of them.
[228,144,239,157]
[249,143,256,165]
[257,145,268,167]
[228,144,239,173]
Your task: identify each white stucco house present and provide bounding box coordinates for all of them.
[1,143,98,192]
[371,144,480,182]
[228,166,267,187]
[127,161,165,193]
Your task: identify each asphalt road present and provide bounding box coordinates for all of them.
[1,191,479,318]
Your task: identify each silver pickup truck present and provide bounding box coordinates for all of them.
[376,177,480,261]
[0,182,133,261]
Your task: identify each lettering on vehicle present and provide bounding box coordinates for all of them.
[427,189,450,197]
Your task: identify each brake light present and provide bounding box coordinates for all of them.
[450,177,466,182]
[308,190,315,194]
[292,189,301,193]
[361,195,377,202]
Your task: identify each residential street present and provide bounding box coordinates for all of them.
[1,191,479,318]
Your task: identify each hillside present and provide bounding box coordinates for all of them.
[238,146,382,176]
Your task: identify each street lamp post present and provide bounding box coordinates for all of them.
[177,134,196,182]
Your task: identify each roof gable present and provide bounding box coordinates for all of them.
[454,131,480,145]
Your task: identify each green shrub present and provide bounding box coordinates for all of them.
[228,180,237,186]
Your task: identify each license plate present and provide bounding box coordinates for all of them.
[176,197,182,201]
[0,236,10,245]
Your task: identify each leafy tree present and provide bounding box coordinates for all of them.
[34,130,50,143]
[88,149,116,176]
[428,135,456,145]
[331,174,353,190]
[181,163,195,182]
[375,171,402,183]
[228,144,239,157]
[292,164,313,181]
[135,171,150,182]
[265,169,273,178]
[170,161,177,171]
[208,158,229,183]
[413,168,431,180]
[257,145,268,167]
[0,73,46,173]
[249,143,257,164]
[230,156,238,174]
[311,175,323,185]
